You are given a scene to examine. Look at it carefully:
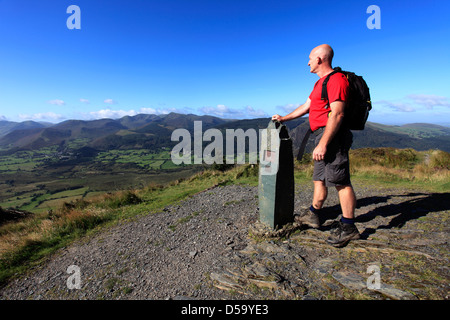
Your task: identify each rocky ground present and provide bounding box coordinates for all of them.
[0,182,449,300]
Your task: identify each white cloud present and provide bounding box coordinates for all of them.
[200,104,239,118]
[19,112,65,121]
[244,105,267,118]
[407,94,450,110]
[47,99,65,106]
[104,98,117,104]
[199,104,267,119]
[277,103,301,114]
[376,100,416,113]
[0,115,7,121]
[375,94,450,114]
[140,107,157,114]
[80,98,90,104]
[88,109,137,119]
[83,107,180,120]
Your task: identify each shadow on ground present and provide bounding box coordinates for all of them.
[317,192,450,240]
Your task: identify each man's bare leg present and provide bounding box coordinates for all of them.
[313,180,328,210]
[336,185,356,219]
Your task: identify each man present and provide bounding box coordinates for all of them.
[272,44,360,247]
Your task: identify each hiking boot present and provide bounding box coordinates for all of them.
[294,208,320,229]
[326,221,360,247]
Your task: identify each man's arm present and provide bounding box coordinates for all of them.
[312,100,345,161]
[272,98,311,122]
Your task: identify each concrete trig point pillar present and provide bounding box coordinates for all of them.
[258,120,294,229]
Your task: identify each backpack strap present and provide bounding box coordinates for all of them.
[296,128,311,161]
[321,67,342,109]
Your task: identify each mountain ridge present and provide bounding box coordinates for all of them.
[0,113,449,153]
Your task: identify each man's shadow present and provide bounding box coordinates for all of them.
[319,192,450,240]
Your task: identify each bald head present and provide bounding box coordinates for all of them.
[311,44,334,64]
[308,44,334,77]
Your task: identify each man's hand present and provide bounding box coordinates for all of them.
[271,114,283,122]
[313,143,327,161]
[271,99,311,123]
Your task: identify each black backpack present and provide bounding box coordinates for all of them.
[321,67,372,130]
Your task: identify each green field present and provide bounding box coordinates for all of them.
[368,122,450,139]
[0,148,199,213]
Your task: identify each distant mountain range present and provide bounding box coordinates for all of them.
[0,113,449,154]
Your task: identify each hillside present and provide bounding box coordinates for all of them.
[0,120,50,137]
[369,122,450,138]
[289,120,450,155]
[1,114,449,153]
[0,113,223,152]
[355,122,450,151]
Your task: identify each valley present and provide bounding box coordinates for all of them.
[0,147,200,213]
[0,113,449,214]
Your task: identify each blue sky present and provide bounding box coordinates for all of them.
[0,0,449,125]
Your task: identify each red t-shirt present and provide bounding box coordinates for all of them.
[308,72,349,131]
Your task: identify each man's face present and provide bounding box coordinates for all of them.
[308,53,319,74]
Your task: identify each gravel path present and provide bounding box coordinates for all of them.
[0,182,448,300]
[0,184,261,300]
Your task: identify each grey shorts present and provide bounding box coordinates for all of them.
[312,127,353,187]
